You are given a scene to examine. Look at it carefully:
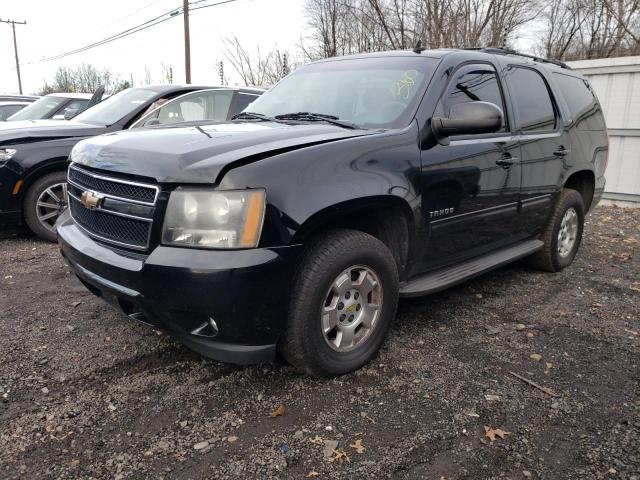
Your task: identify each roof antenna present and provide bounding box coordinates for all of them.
[413,39,426,53]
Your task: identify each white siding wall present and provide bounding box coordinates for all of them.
[567,56,640,204]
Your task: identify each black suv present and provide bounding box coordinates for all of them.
[57,48,608,376]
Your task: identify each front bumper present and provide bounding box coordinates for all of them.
[0,164,23,227]
[57,210,301,365]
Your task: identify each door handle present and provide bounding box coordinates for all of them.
[554,146,570,157]
[496,154,517,168]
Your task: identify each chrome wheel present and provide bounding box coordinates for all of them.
[36,182,68,232]
[557,207,578,258]
[321,265,383,352]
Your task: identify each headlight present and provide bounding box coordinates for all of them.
[162,189,266,249]
[0,148,17,164]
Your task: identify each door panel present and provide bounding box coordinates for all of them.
[415,62,522,273]
[417,139,521,270]
[518,135,565,235]
[503,65,569,236]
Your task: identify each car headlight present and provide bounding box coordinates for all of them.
[0,148,17,165]
[162,189,266,249]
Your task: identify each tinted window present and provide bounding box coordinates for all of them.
[236,93,260,113]
[553,73,604,130]
[435,64,506,132]
[506,67,556,132]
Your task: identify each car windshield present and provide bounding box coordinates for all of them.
[74,88,157,126]
[7,96,67,121]
[245,56,438,129]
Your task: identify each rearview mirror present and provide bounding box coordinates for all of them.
[431,101,503,146]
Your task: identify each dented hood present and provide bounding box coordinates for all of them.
[70,122,376,183]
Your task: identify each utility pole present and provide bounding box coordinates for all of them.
[183,0,191,84]
[218,61,225,85]
[0,19,27,94]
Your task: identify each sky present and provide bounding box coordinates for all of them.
[0,0,308,94]
[0,0,543,96]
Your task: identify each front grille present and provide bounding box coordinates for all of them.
[68,165,157,204]
[69,196,151,249]
[67,164,157,250]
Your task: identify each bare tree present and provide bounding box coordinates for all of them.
[39,64,128,95]
[223,37,298,87]
[302,0,542,59]
[539,0,586,59]
[538,0,640,60]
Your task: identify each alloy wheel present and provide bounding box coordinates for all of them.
[557,207,578,258]
[36,182,68,232]
[321,265,383,352]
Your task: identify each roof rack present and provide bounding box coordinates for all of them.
[464,47,572,70]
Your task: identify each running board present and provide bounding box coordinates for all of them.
[399,239,544,297]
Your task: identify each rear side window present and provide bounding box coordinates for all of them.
[435,63,507,132]
[506,66,556,132]
[553,73,605,130]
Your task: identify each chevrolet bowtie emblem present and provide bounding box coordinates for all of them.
[80,190,103,210]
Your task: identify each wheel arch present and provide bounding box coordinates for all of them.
[18,157,68,204]
[563,169,595,212]
[291,195,416,279]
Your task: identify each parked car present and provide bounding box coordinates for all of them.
[0,94,39,103]
[0,101,30,121]
[0,86,262,241]
[57,48,608,376]
[6,92,102,122]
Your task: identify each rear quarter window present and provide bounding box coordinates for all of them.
[553,73,606,131]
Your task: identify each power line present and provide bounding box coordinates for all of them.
[105,0,165,28]
[37,8,180,62]
[189,0,242,12]
[35,0,242,64]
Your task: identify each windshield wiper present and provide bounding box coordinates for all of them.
[274,112,359,130]
[232,111,278,122]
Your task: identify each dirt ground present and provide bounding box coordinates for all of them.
[0,206,638,480]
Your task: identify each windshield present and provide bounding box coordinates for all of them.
[74,88,157,125]
[246,56,438,128]
[7,96,66,121]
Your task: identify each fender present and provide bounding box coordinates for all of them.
[217,123,423,251]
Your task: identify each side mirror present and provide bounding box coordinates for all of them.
[64,109,79,120]
[430,101,503,146]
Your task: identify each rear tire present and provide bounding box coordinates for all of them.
[528,188,584,272]
[279,229,399,376]
[23,171,68,242]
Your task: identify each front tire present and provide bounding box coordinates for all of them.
[279,229,399,376]
[23,171,68,242]
[529,188,584,272]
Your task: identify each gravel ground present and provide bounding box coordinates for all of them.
[0,206,638,480]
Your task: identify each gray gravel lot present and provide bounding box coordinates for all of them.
[0,206,638,479]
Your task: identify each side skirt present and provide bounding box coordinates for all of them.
[399,239,544,298]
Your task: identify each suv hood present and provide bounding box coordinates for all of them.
[0,120,107,145]
[71,122,377,183]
